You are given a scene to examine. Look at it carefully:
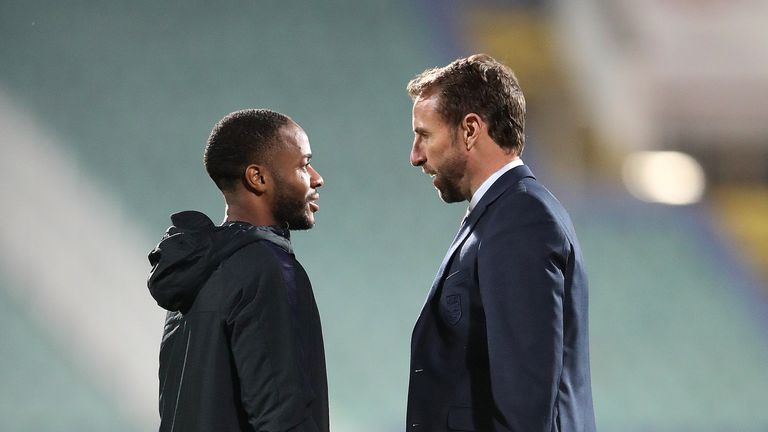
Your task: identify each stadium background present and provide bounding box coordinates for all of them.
[1,0,767,430]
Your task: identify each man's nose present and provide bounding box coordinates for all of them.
[310,166,324,189]
[410,142,425,167]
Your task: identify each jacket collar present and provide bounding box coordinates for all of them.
[224,221,293,254]
[465,164,536,226]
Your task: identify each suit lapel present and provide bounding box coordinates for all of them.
[419,165,536,311]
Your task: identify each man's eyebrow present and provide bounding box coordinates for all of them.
[414,127,427,134]
[303,153,313,159]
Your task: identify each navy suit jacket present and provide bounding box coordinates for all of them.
[407,165,596,432]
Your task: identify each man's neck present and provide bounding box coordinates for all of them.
[468,158,523,210]
[467,155,520,199]
[222,193,276,227]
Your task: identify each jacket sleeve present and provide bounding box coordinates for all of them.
[225,249,319,432]
[477,206,568,431]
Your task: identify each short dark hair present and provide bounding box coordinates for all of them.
[204,109,292,191]
[407,54,526,155]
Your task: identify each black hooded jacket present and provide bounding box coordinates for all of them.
[147,211,328,432]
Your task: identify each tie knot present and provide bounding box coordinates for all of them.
[461,207,470,226]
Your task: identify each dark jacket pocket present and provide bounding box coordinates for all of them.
[447,406,475,431]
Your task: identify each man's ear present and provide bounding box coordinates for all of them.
[461,113,483,150]
[243,164,268,194]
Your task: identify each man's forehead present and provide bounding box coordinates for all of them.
[279,123,311,154]
[414,92,441,112]
[413,92,443,127]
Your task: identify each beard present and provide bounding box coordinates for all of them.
[433,135,467,203]
[271,178,314,230]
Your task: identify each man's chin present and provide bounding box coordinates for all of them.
[433,176,464,203]
[287,214,315,230]
[437,188,464,204]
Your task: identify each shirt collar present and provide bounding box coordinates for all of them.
[468,158,524,213]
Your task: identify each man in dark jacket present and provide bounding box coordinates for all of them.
[147,109,328,432]
[405,55,596,431]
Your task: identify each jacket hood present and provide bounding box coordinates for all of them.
[147,211,292,312]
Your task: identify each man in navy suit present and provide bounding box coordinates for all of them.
[405,54,596,431]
